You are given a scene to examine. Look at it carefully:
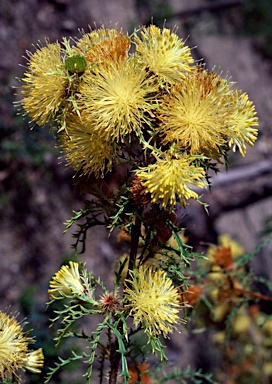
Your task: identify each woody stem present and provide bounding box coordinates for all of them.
[108,336,120,384]
[128,211,142,275]
[108,211,142,383]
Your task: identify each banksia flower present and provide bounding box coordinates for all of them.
[59,115,117,177]
[227,90,258,156]
[79,58,158,142]
[85,31,130,64]
[0,311,43,380]
[48,261,85,299]
[134,25,193,84]
[0,311,28,380]
[20,41,68,127]
[136,151,206,207]
[74,28,129,60]
[158,68,231,155]
[124,265,181,338]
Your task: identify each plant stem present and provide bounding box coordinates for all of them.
[128,211,142,274]
[109,211,143,383]
[109,337,120,384]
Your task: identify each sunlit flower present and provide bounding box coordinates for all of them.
[136,151,206,207]
[227,90,258,156]
[22,348,44,374]
[0,311,43,380]
[159,68,231,154]
[20,42,68,126]
[124,265,181,338]
[0,311,28,380]
[48,261,85,299]
[74,28,129,60]
[134,25,193,84]
[59,114,117,177]
[78,58,158,142]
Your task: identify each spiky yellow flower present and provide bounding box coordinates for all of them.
[136,151,206,207]
[74,28,129,60]
[0,311,28,380]
[22,348,44,374]
[48,261,85,299]
[20,42,68,126]
[124,265,181,338]
[134,25,193,84]
[0,311,43,380]
[227,90,258,156]
[159,68,231,155]
[79,58,158,142]
[59,115,117,177]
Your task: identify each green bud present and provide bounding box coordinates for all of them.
[65,55,87,74]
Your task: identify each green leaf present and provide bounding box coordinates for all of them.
[106,320,130,384]
[45,351,87,383]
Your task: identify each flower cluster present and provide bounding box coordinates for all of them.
[19,24,258,207]
[0,310,44,381]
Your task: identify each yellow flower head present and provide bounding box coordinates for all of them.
[74,28,130,60]
[124,265,181,338]
[159,68,231,154]
[136,151,206,207]
[0,311,43,380]
[227,90,258,156]
[0,311,28,379]
[59,115,117,177]
[134,25,193,84]
[79,58,158,142]
[20,41,68,126]
[48,261,85,299]
[22,348,44,374]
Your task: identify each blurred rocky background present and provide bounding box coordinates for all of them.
[0,0,272,382]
